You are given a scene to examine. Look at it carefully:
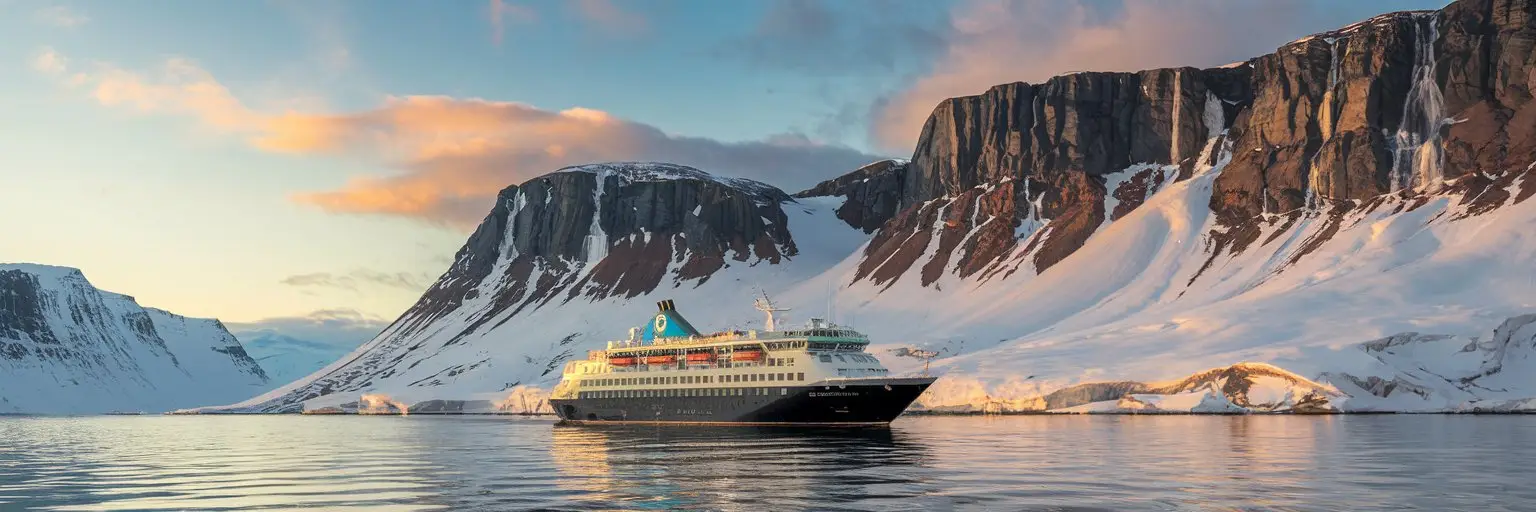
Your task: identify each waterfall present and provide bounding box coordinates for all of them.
[1022,176,1032,221]
[1170,69,1183,165]
[1306,37,1343,210]
[1390,13,1448,192]
[1202,90,1225,138]
[583,173,609,262]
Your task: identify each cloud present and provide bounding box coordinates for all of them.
[723,0,947,75]
[226,308,390,350]
[33,5,88,27]
[488,0,537,45]
[36,49,267,133]
[31,47,67,75]
[570,0,648,36]
[280,99,882,227]
[869,0,1452,153]
[34,48,885,229]
[281,269,435,292]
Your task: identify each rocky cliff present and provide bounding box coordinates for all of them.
[798,0,1536,291]
[0,264,269,413]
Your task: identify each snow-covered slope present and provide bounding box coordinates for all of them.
[0,264,269,413]
[235,331,354,389]
[1324,314,1536,412]
[214,0,1536,414]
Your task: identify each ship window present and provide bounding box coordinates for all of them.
[750,374,758,382]
[781,388,788,395]
[797,373,803,380]
[820,355,832,363]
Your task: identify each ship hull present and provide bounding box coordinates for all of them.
[551,377,934,426]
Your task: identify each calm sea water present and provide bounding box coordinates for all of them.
[1,415,1533,511]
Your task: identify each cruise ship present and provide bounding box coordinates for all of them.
[548,297,936,425]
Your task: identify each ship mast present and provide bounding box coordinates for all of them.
[753,291,790,332]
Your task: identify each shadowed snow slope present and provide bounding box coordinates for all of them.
[0,264,269,413]
[212,0,1536,413]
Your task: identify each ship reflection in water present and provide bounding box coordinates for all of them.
[549,424,929,509]
[3,415,1535,510]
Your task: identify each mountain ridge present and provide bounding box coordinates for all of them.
[214,0,1536,414]
[0,263,270,413]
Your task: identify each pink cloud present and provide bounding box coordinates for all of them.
[38,49,879,230]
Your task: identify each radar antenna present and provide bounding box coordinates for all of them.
[910,349,940,376]
[753,290,790,332]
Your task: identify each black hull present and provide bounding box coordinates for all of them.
[551,378,933,426]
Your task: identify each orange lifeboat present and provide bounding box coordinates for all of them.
[609,356,636,366]
[685,353,715,363]
[732,350,763,362]
[645,355,677,365]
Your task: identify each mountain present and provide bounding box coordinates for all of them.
[217,0,1536,414]
[0,264,269,413]
[234,331,354,388]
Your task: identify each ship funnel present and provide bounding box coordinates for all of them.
[656,299,676,312]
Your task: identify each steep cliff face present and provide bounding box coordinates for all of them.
[1201,0,1536,267]
[0,264,268,413]
[799,0,1536,292]
[801,67,1251,287]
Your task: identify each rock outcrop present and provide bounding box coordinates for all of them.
[794,159,909,233]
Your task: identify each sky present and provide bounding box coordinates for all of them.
[0,0,1448,350]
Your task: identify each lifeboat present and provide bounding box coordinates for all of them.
[731,350,763,362]
[645,355,677,365]
[685,353,715,363]
[609,356,636,366]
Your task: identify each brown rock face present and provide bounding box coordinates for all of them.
[806,0,1536,289]
[1215,0,1536,222]
[794,159,909,233]
[806,67,1253,284]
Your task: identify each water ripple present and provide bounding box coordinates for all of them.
[2,415,1535,510]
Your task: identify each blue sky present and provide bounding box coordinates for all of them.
[0,0,1447,348]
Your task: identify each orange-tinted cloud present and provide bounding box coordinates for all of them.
[31,47,67,75]
[39,49,881,230]
[280,99,876,229]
